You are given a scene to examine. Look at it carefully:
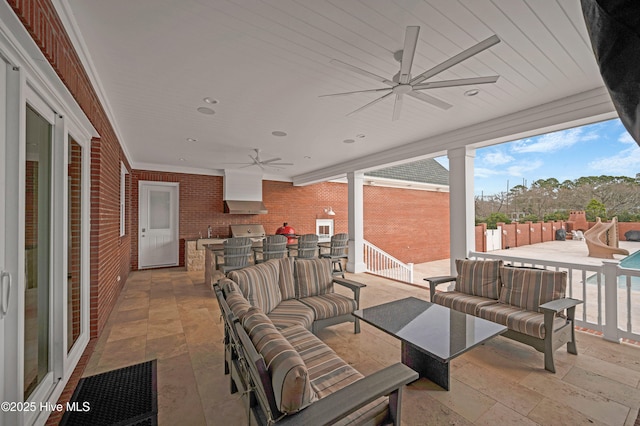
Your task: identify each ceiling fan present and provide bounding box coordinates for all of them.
[225,149,293,170]
[321,26,501,121]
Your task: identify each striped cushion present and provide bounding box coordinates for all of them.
[299,293,357,320]
[498,266,566,312]
[455,259,503,299]
[295,258,334,298]
[432,291,498,315]
[242,308,317,413]
[276,257,296,300]
[267,299,315,331]
[280,325,389,424]
[220,278,241,295]
[280,325,363,397]
[229,261,282,314]
[225,291,252,320]
[477,303,566,339]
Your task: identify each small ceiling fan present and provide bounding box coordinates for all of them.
[321,26,501,121]
[225,149,293,170]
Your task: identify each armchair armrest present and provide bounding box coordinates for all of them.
[423,275,456,301]
[333,277,366,291]
[334,277,365,308]
[424,275,457,286]
[539,298,583,314]
[277,363,418,426]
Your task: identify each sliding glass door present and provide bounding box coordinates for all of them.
[1,54,92,424]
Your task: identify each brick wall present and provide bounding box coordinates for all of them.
[363,186,450,264]
[8,1,133,423]
[131,170,451,269]
[68,141,82,348]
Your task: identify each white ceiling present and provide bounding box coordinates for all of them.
[60,0,615,184]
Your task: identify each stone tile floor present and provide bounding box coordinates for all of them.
[83,267,640,425]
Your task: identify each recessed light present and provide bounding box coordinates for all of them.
[304,156,311,159]
[343,139,355,144]
[464,89,480,97]
[356,134,366,138]
[203,97,218,104]
[271,131,287,137]
[186,138,197,142]
[179,158,185,161]
[197,106,216,115]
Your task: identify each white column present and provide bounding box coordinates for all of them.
[347,171,366,273]
[447,147,476,274]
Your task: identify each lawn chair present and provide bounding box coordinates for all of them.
[214,237,253,275]
[319,233,349,277]
[253,234,288,263]
[292,234,319,259]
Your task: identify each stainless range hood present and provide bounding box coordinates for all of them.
[223,200,268,215]
[223,169,268,214]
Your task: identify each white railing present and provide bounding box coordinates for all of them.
[363,240,413,283]
[468,251,639,343]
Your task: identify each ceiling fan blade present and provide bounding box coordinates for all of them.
[346,92,394,117]
[399,26,420,84]
[319,87,392,98]
[261,157,282,164]
[266,162,294,166]
[330,59,395,86]
[392,94,403,121]
[412,75,500,90]
[407,91,453,110]
[410,35,501,85]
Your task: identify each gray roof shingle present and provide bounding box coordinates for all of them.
[365,158,449,186]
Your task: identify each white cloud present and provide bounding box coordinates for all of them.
[482,151,514,166]
[505,160,543,177]
[511,127,597,154]
[588,142,640,175]
[618,131,635,144]
[475,167,500,178]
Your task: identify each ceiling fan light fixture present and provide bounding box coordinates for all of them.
[464,89,480,97]
[186,137,197,142]
[197,106,216,115]
[203,97,218,104]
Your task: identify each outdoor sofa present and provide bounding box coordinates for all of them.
[213,257,418,425]
[425,258,582,373]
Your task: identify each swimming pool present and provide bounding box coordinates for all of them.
[620,250,640,270]
[585,250,640,290]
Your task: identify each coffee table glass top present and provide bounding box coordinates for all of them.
[353,297,506,362]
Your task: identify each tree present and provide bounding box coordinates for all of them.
[585,198,607,221]
[543,210,569,221]
[479,212,511,229]
[476,175,640,223]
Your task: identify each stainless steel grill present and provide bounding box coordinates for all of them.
[229,224,266,243]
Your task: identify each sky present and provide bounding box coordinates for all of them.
[437,118,640,196]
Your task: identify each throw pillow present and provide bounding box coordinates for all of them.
[455,259,503,299]
[498,266,566,312]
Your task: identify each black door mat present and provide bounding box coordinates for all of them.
[60,360,158,426]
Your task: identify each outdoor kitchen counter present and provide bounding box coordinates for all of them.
[185,238,229,272]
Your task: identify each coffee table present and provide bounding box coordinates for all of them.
[353,297,506,390]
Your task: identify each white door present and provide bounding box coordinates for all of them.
[139,181,179,268]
